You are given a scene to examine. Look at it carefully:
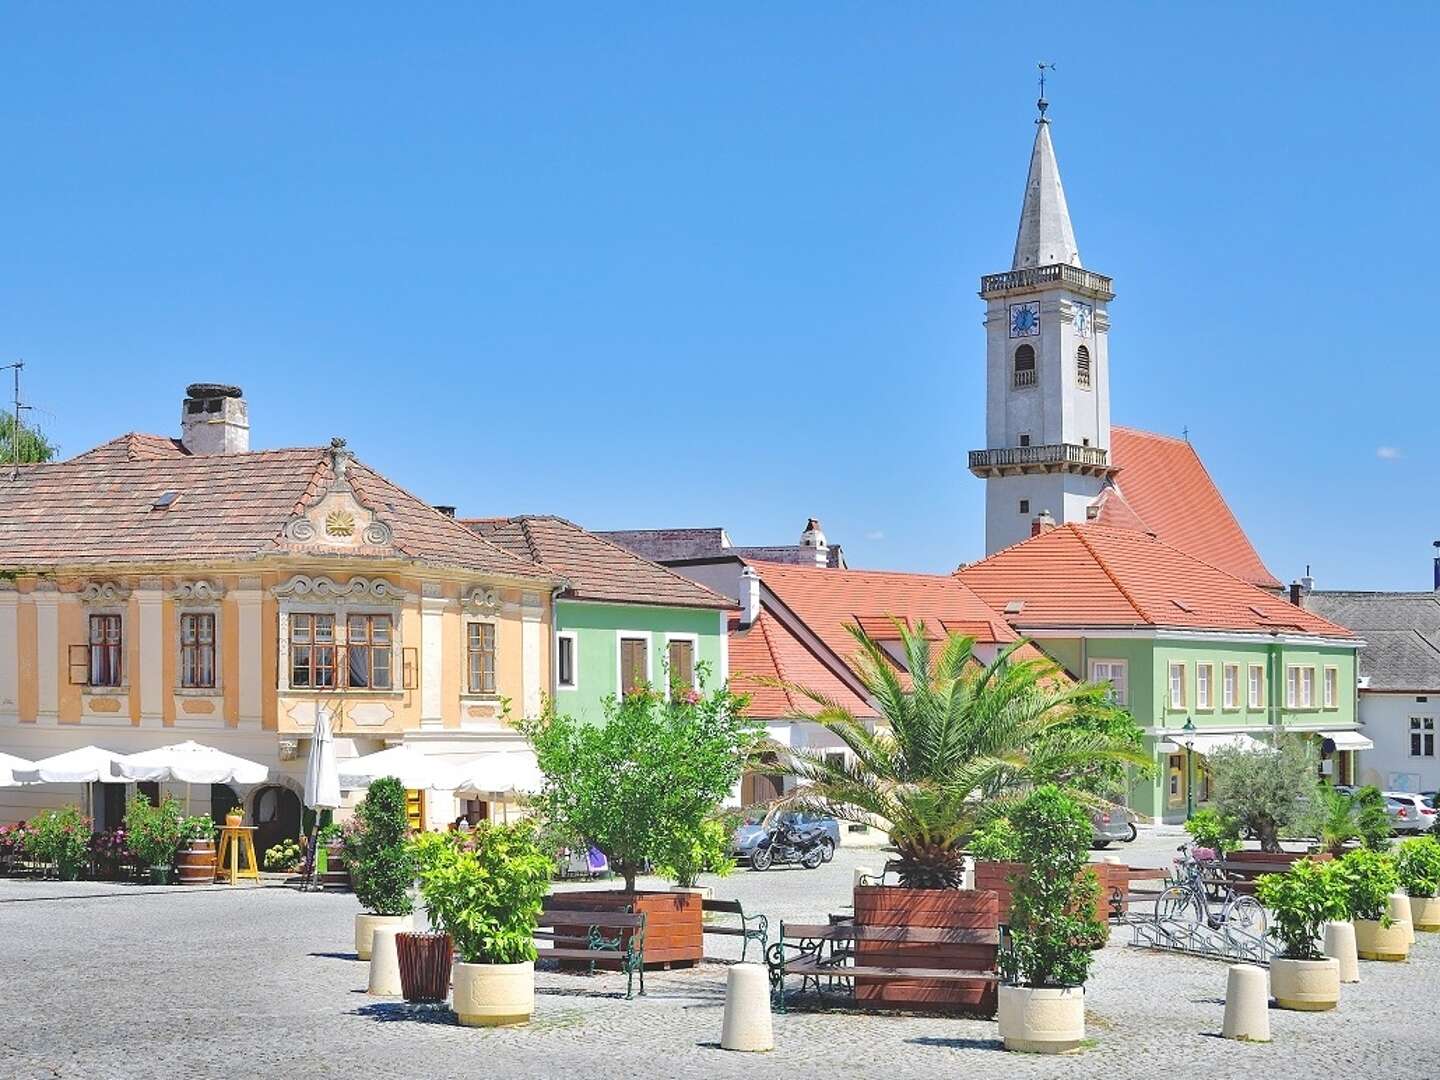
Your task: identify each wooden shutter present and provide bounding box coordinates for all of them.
[620,638,647,694]
[668,640,694,691]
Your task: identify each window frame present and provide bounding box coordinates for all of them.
[1222,663,1239,710]
[555,630,578,692]
[1195,662,1214,710]
[1075,343,1092,389]
[1323,665,1338,710]
[1248,664,1265,710]
[87,612,124,688]
[1410,717,1436,759]
[1286,665,1299,708]
[178,610,218,690]
[1088,658,1128,707]
[1300,666,1315,709]
[1012,343,1037,388]
[1168,661,1187,710]
[289,612,338,691]
[664,633,699,697]
[465,619,498,696]
[345,612,394,691]
[616,632,651,697]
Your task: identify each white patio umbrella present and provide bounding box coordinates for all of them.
[12,746,129,824]
[449,751,544,823]
[0,752,35,788]
[301,709,342,891]
[112,740,269,814]
[336,744,459,792]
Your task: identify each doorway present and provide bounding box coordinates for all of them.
[251,785,302,858]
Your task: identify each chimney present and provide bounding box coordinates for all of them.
[799,517,828,567]
[1289,580,1304,608]
[180,383,249,455]
[739,565,761,628]
[1030,509,1056,537]
[435,505,457,519]
[1433,541,1440,592]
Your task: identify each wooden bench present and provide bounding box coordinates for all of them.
[767,921,999,1014]
[701,898,769,963]
[534,906,647,999]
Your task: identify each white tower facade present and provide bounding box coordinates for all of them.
[970,112,1117,554]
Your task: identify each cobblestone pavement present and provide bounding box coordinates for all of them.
[2,832,1436,1079]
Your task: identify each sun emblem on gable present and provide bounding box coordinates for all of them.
[324,510,356,537]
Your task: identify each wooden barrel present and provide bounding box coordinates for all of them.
[320,842,351,890]
[177,839,218,885]
[397,932,454,1002]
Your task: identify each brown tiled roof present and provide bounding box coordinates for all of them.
[0,437,550,579]
[1102,427,1281,589]
[958,523,1351,636]
[727,611,874,720]
[463,516,734,610]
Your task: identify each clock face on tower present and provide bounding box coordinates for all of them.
[1008,301,1040,338]
[1073,302,1092,337]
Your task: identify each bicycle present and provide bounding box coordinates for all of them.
[1154,842,1267,941]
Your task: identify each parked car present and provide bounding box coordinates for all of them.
[1091,806,1136,849]
[733,810,840,863]
[1384,792,1438,835]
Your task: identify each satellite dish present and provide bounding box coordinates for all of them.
[1321,737,1337,756]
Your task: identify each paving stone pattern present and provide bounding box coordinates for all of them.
[1,835,1436,1079]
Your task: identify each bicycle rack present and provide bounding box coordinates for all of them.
[1130,915,1277,965]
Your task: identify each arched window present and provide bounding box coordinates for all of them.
[1076,344,1092,389]
[1013,344,1036,388]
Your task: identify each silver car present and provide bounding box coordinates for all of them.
[1091,806,1136,849]
[1385,792,1438,835]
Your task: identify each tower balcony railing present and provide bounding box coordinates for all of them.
[967,442,1114,477]
[980,263,1114,300]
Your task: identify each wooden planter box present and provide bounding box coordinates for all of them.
[1226,850,1332,866]
[852,885,999,1015]
[974,860,1120,933]
[545,889,702,969]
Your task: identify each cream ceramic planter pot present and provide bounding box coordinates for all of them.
[1411,895,1440,932]
[453,961,535,1027]
[1354,917,1409,962]
[354,913,413,961]
[1269,957,1340,1011]
[996,985,1084,1054]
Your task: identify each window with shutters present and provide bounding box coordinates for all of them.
[88,614,123,687]
[1013,344,1036,388]
[179,612,217,689]
[1075,344,1091,388]
[467,622,497,695]
[667,637,696,694]
[619,636,648,695]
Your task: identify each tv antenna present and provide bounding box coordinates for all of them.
[2,360,31,478]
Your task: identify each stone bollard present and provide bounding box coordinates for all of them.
[1221,964,1270,1042]
[367,926,403,996]
[720,964,774,1052]
[1323,921,1360,983]
[1391,892,1415,945]
[854,867,878,890]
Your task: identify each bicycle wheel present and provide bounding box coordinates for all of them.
[1154,885,1202,925]
[1223,895,1267,938]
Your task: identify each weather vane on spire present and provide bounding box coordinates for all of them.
[1036,61,1056,123]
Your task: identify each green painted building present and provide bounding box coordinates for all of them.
[464,516,732,722]
[960,524,1363,823]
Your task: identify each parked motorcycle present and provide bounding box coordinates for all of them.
[749,821,827,871]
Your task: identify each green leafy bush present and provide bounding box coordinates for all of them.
[968,816,1021,862]
[1352,787,1393,850]
[998,786,1105,989]
[1184,807,1240,855]
[655,815,738,888]
[124,796,184,868]
[1256,858,1347,960]
[412,821,553,965]
[1395,837,1440,899]
[1335,848,1400,922]
[264,839,303,872]
[349,777,415,916]
[24,807,92,878]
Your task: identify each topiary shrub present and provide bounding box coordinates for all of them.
[350,777,415,916]
[998,785,1105,989]
[1335,847,1400,923]
[968,816,1021,862]
[1256,858,1347,960]
[1395,837,1440,899]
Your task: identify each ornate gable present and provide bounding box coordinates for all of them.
[281,438,394,551]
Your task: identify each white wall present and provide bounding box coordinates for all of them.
[1355,691,1440,792]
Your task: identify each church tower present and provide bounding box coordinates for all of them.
[969,94,1117,554]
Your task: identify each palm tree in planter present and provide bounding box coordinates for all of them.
[996,786,1107,1053]
[349,777,416,961]
[1255,859,1348,1010]
[1396,837,1440,932]
[412,821,552,1026]
[774,623,1144,1012]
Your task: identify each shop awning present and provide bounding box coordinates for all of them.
[1171,732,1269,757]
[1319,729,1374,752]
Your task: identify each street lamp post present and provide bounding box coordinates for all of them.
[1181,718,1197,821]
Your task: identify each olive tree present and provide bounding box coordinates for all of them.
[1207,737,1318,852]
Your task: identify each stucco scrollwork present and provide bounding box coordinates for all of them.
[362,521,393,546]
[463,586,502,614]
[171,580,226,604]
[79,581,131,604]
[282,517,317,543]
[272,575,414,604]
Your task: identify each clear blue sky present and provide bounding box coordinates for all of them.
[4,4,1434,590]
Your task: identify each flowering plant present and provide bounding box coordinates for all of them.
[24,807,93,879]
[0,821,28,858]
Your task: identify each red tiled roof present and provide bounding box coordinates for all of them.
[463,516,734,610]
[0,439,551,579]
[1102,427,1281,589]
[727,611,874,720]
[958,523,1350,636]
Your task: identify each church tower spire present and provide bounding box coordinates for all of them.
[969,88,1118,555]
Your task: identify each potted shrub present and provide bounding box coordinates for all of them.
[1336,848,1406,961]
[656,815,736,902]
[225,805,245,828]
[1255,859,1346,1009]
[349,777,416,960]
[996,787,1105,1053]
[24,807,92,881]
[521,678,758,968]
[176,815,218,884]
[124,795,184,885]
[1395,837,1440,932]
[1184,807,1241,856]
[412,822,552,1026]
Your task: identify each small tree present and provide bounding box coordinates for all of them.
[1352,786,1393,849]
[998,786,1106,989]
[1307,786,1362,856]
[1256,859,1347,960]
[0,409,57,465]
[1395,837,1440,899]
[1335,848,1400,923]
[1207,737,1317,852]
[521,682,758,892]
[124,795,184,869]
[350,777,415,916]
[655,815,737,889]
[1183,807,1241,855]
